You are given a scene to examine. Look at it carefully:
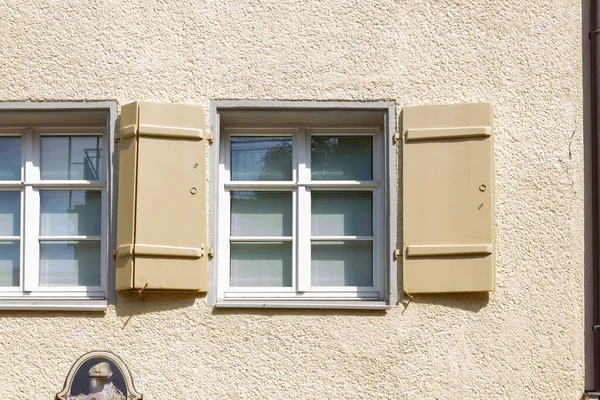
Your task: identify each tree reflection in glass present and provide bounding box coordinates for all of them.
[231,137,292,181]
[311,136,372,180]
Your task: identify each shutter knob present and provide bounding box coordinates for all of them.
[479,184,487,192]
[190,187,197,195]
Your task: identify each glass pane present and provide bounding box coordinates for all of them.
[39,241,101,286]
[311,136,372,180]
[311,241,372,286]
[0,137,21,180]
[231,137,292,181]
[231,191,292,237]
[0,241,19,287]
[312,191,372,236]
[40,191,101,236]
[0,191,20,236]
[230,242,292,287]
[41,136,103,180]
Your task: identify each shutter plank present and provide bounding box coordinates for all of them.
[115,102,139,291]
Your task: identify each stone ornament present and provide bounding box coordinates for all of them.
[56,351,142,400]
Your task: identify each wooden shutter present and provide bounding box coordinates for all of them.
[116,102,208,291]
[402,103,494,293]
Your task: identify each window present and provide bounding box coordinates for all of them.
[0,105,114,310]
[213,105,395,308]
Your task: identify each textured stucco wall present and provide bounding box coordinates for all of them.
[0,0,584,398]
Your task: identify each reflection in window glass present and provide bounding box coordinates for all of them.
[312,191,372,236]
[40,191,101,236]
[0,137,21,180]
[230,242,292,287]
[231,191,292,237]
[311,136,372,180]
[41,136,103,180]
[231,137,292,181]
[0,241,19,287]
[0,191,20,236]
[311,241,373,287]
[39,241,100,286]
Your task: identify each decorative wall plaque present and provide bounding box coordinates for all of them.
[56,351,142,400]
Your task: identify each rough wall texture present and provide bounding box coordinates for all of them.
[0,0,584,399]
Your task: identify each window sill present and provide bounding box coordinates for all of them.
[215,300,388,310]
[0,298,107,311]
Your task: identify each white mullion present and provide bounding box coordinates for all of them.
[0,236,20,241]
[17,134,24,291]
[38,236,102,241]
[36,128,105,135]
[291,129,298,291]
[23,129,40,292]
[99,186,107,293]
[372,128,383,296]
[224,182,297,190]
[217,129,232,299]
[297,128,310,292]
[24,181,106,188]
[96,126,110,293]
[223,290,379,299]
[310,236,374,241]
[229,236,292,242]
[308,128,380,136]
[306,181,379,189]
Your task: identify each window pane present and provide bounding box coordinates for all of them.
[231,137,292,181]
[230,242,292,287]
[39,241,100,286]
[0,191,20,236]
[231,191,292,237]
[0,137,21,180]
[41,136,103,180]
[311,136,372,180]
[311,241,372,286]
[40,191,101,236]
[0,241,19,287]
[312,191,372,236]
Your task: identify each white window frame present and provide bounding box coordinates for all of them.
[0,102,116,311]
[208,101,397,309]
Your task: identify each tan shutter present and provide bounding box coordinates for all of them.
[115,102,208,291]
[402,103,494,293]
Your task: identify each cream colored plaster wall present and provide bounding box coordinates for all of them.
[0,0,584,398]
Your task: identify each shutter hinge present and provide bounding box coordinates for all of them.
[200,245,214,259]
[205,133,214,144]
[393,132,401,144]
[393,248,401,260]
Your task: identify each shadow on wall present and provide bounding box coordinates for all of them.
[210,306,387,317]
[399,292,490,314]
[115,292,200,318]
[114,292,387,318]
